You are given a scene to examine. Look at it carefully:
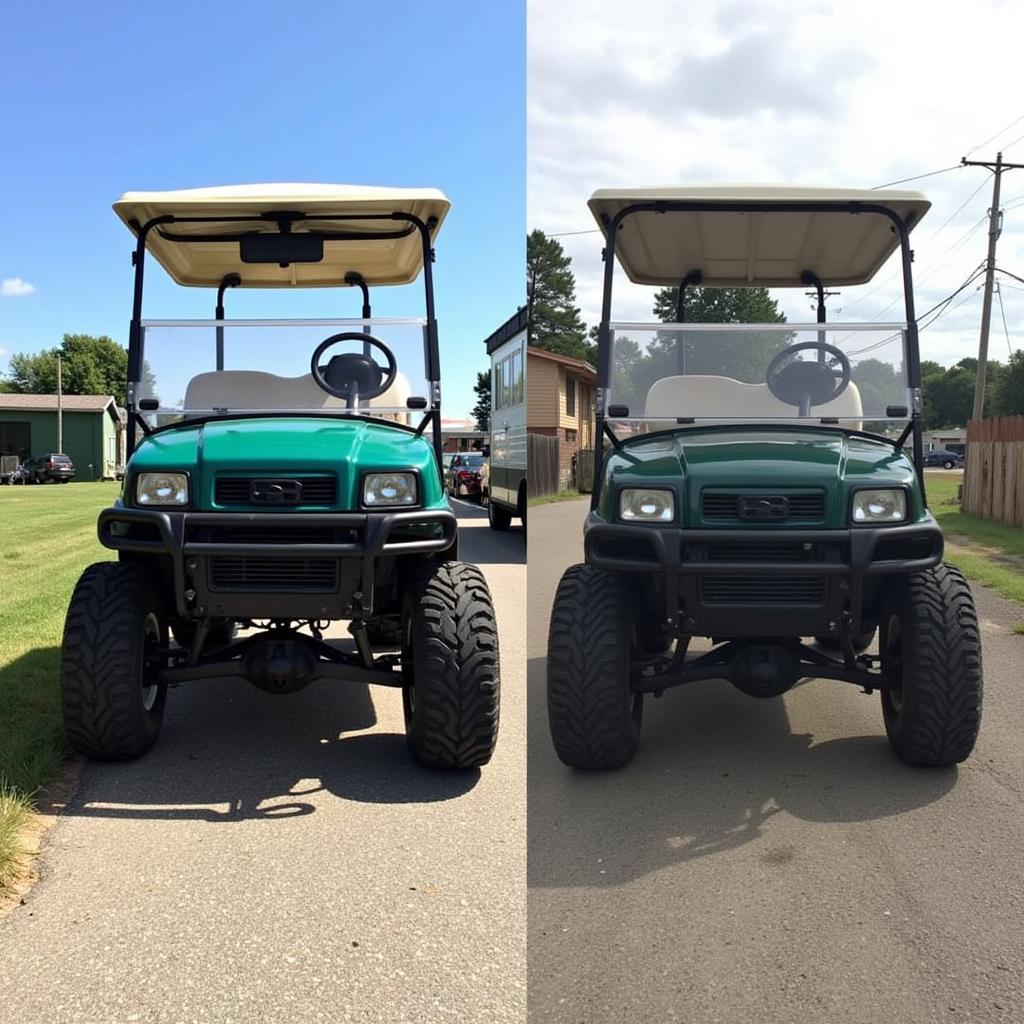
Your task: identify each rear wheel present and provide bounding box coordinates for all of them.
[488,499,512,531]
[547,564,642,769]
[879,564,982,766]
[61,562,168,760]
[401,560,500,768]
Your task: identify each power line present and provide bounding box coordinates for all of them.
[547,228,601,238]
[995,281,1013,355]
[965,112,1024,157]
[872,165,962,189]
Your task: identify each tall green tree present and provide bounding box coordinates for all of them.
[2,334,128,395]
[653,284,787,326]
[472,370,491,432]
[526,230,592,362]
[991,351,1024,416]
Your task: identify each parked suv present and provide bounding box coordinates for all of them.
[923,449,963,469]
[28,453,75,483]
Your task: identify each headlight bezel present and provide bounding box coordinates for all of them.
[135,471,191,508]
[618,486,676,524]
[849,486,909,526]
[361,469,421,509]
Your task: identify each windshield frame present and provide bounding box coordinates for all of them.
[590,199,925,508]
[124,210,443,464]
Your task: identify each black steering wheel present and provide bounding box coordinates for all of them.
[766,342,851,417]
[310,332,398,405]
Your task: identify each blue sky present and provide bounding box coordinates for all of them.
[0,0,524,421]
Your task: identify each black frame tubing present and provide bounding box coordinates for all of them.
[126,211,444,470]
[591,200,926,511]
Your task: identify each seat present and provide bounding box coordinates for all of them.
[183,370,412,416]
[644,374,863,424]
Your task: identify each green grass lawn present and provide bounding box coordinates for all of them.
[926,471,1024,606]
[0,482,118,886]
[528,490,589,506]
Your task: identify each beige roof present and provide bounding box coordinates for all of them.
[113,184,451,288]
[588,185,930,287]
[0,394,122,417]
[527,346,597,379]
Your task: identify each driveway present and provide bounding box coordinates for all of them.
[528,498,1024,1024]
[0,501,526,1024]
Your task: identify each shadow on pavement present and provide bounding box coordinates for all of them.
[455,503,525,566]
[63,674,479,822]
[527,656,957,888]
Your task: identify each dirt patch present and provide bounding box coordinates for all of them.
[0,758,83,920]
[945,534,1024,572]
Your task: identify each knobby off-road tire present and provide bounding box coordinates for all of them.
[488,498,512,531]
[402,560,500,768]
[547,564,642,769]
[61,562,168,760]
[879,563,982,766]
[815,629,876,653]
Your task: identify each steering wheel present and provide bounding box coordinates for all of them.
[310,332,398,405]
[766,342,851,417]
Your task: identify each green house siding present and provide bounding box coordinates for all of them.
[0,409,121,480]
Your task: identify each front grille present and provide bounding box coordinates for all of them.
[215,475,337,506]
[701,491,825,522]
[185,525,348,546]
[209,556,338,592]
[700,575,826,606]
[705,542,813,563]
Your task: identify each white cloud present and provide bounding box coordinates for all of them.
[1,278,35,297]
[528,0,1024,366]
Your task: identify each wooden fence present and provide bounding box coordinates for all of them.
[963,416,1024,525]
[528,433,560,498]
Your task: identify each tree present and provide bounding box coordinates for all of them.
[653,284,787,326]
[991,351,1024,416]
[526,230,592,362]
[2,334,129,396]
[472,370,491,432]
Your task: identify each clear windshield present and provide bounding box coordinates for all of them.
[607,322,910,433]
[137,318,428,427]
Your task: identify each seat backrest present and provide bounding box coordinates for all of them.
[644,374,863,424]
[183,369,412,415]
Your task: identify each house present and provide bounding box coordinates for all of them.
[526,346,596,490]
[923,427,967,454]
[0,394,126,480]
[441,420,487,453]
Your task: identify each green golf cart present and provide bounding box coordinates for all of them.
[547,185,981,769]
[61,184,499,769]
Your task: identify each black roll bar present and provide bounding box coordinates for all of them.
[591,200,926,509]
[125,211,444,471]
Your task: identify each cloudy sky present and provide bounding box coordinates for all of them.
[529,0,1024,368]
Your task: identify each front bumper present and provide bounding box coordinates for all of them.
[584,512,944,637]
[99,506,458,619]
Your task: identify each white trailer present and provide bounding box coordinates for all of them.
[485,308,527,533]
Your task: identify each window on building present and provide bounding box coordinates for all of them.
[510,346,523,405]
[565,428,577,444]
[493,360,504,411]
[566,376,576,416]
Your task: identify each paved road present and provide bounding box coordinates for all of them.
[0,501,526,1024]
[528,499,1024,1024]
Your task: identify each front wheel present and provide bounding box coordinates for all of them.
[402,561,500,768]
[879,564,982,766]
[61,562,168,760]
[547,564,642,769]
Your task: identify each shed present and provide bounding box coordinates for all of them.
[0,394,125,480]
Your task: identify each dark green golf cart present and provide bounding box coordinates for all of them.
[547,185,981,769]
[61,184,499,769]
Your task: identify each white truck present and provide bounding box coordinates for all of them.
[485,308,527,534]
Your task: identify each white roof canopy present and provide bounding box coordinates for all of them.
[113,184,450,288]
[588,185,930,287]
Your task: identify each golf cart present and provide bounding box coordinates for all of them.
[60,184,499,769]
[547,185,982,769]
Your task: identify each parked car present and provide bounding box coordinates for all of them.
[923,449,964,469]
[27,453,75,483]
[447,452,485,499]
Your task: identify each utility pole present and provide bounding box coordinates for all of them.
[961,151,1024,419]
[56,352,63,454]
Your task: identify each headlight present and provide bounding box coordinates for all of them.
[363,472,418,507]
[136,472,189,506]
[851,488,906,524]
[619,488,675,523]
